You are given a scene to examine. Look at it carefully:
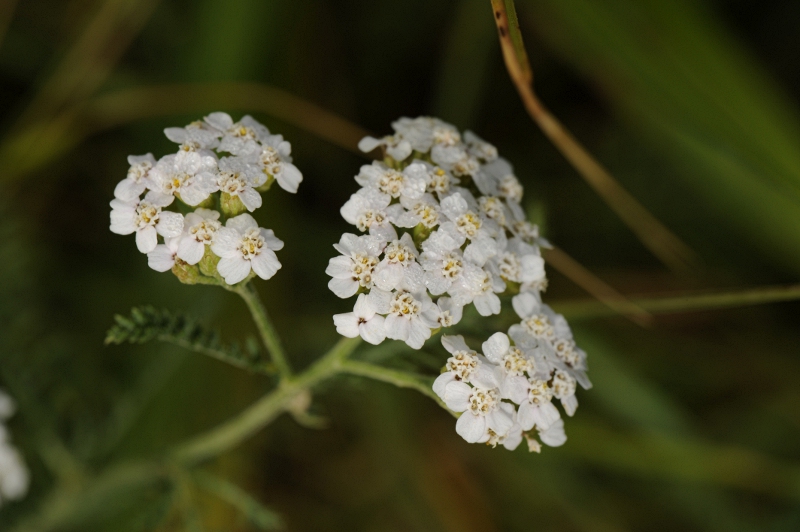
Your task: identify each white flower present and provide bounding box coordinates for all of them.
[114,154,156,201]
[438,191,500,249]
[432,336,499,396]
[217,156,266,211]
[516,378,560,431]
[211,214,283,284]
[510,292,592,390]
[483,409,523,450]
[424,164,459,196]
[340,187,402,242]
[420,245,465,296]
[110,191,184,253]
[383,290,438,349]
[355,161,426,202]
[393,193,441,229]
[148,152,219,206]
[493,237,545,285]
[147,236,180,272]
[0,389,29,507]
[463,130,498,162]
[538,417,567,447]
[358,134,413,161]
[449,263,504,316]
[205,112,268,156]
[391,116,460,153]
[164,120,222,151]
[477,157,520,199]
[443,380,514,443]
[552,370,579,416]
[332,293,386,345]
[431,297,462,329]
[372,233,423,292]
[326,233,386,298]
[177,208,221,265]
[255,134,303,193]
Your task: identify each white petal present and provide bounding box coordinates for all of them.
[135,226,158,253]
[328,277,359,298]
[486,408,514,437]
[561,394,578,417]
[109,210,136,235]
[260,229,284,250]
[405,318,431,349]
[333,312,360,338]
[217,256,251,284]
[250,250,281,280]
[373,262,405,291]
[276,163,303,193]
[539,418,567,447]
[352,293,376,320]
[473,293,501,316]
[432,372,456,399]
[177,237,205,265]
[366,288,392,314]
[443,381,472,412]
[205,112,233,131]
[211,227,242,257]
[512,291,541,319]
[359,315,386,345]
[482,332,510,364]
[226,213,258,232]
[156,211,184,237]
[114,178,146,201]
[441,335,470,354]
[147,245,176,272]
[517,403,536,431]
[239,187,263,211]
[455,413,486,443]
[384,314,410,341]
[501,375,529,404]
[357,136,383,153]
[536,401,561,430]
[180,183,211,206]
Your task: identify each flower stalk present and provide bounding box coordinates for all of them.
[172,337,360,465]
[234,283,292,380]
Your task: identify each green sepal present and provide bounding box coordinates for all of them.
[220,192,247,217]
[256,174,275,192]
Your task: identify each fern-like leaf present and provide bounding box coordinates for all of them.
[106,306,270,374]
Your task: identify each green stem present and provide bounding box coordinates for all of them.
[340,360,454,415]
[172,337,361,465]
[552,283,800,320]
[234,283,292,380]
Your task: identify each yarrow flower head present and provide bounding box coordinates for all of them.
[109,113,302,286]
[327,116,548,349]
[329,116,589,452]
[0,389,29,508]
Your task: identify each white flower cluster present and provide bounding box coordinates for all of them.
[0,389,29,508]
[433,289,591,451]
[109,113,300,285]
[328,117,547,349]
[329,117,590,451]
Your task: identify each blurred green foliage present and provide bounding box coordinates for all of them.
[1,0,800,530]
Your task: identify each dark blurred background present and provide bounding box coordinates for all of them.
[2,0,800,530]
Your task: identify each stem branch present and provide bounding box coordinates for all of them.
[340,360,454,415]
[172,337,360,465]
[234,283,292,380]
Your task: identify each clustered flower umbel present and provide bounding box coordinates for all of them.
[110,113,299,285]
[327,117,590,451]
[0,389,29,509]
